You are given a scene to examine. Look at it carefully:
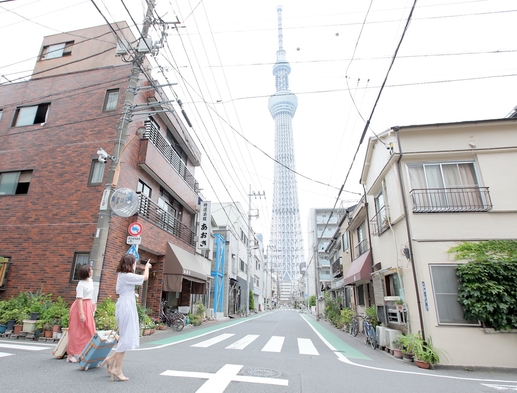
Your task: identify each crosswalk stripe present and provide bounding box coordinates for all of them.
[261,336,284,353]
[298,338,319,355]
[192,333,234,348]
[0,343,50,351]
[225,334,259,350]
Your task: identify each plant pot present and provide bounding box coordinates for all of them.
[415,360,430,369]
[6,320,15,331]
[34,329,42,338]
[22,320,37,333]
[13,324,23,334]
[29,312,39,320]
[402,352,414,363]
[393,349,403,359]
[142,329,151,336]
[44,330,53,338]
[52,325,61,333]
[0,324,6,334]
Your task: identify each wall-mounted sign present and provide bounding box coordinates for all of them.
[197,201,211,250]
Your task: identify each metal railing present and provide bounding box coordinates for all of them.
[143,121,199,191]
[137,193,195,246]
[353,239,369,260]
[409,187,492,213]
[369,205,389,236]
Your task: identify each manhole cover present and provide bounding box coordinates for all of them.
[243,368,283,378]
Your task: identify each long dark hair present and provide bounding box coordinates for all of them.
[117,254,136,273]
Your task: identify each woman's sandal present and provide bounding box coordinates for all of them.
[100,359,114,374]
[110,370,129,382]
[66,355,78,363]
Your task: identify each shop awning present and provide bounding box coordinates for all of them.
[163,242,207,293]
[344,250,373,285]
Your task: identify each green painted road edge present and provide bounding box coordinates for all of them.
[144,314,264,346]
[302,315,371,360]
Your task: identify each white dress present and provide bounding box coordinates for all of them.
[115,272,144,352]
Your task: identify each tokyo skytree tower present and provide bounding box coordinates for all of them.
[268,6,304,283]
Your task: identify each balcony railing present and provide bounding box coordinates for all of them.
[369,205,389,236]
[353,239,369,260]
[143,120,199,191]
[137,193,195,246]
[409,187,492,213]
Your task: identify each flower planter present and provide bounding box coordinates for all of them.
[6,320,15,331]
[402,352,414,363]
[13,324,23,334]
[393,349,403,359]
[0,324,6,334]
[44,330,53,338]
[415,360,430,369]
[22,320,37,333]
[29,312,39,320]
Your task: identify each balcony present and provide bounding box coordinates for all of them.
[369,205,389,236]
[353,239,369,260]
[137,193,195,247]
[409,187,492,213]
[142,120,199,192]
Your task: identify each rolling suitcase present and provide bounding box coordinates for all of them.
[52,328,69,359]
[78,330,118,370]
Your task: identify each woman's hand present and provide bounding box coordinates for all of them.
[80,312,85,322]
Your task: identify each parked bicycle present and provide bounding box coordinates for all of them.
[348,315,359,337]
[160,300,186,332]
[363,316,377,349]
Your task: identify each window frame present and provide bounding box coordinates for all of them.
[70,252,90,282]
[0,170,32,195]
[88,160,106,185]
[103,89,120,112]
[12,104,50,127]
[40,41,74,60]
[429,264,480,326]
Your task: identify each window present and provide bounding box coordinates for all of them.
[240,229,248,247]
[384,273,401,297]
[41,41,73,60]
[355,222,368,257]
[429,264,479,325]
[70,253,90,281]
[357,285,365,306]
[373,190,389,234]
[342,232,349,252]
[0,256,11,290]
[103,89,119,111]
[137,180,152,198]
[0,109,3,120]
[0,170,32,195]
[88,160,105,185]
[240,259,245,272]
[408,162,489,212]
[12,104,50,126]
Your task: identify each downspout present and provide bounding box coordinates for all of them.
[394,127,426,340]
[363,184,375,307]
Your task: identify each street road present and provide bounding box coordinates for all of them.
[1,309,516,392]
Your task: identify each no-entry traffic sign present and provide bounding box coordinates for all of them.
[128,222,143,236]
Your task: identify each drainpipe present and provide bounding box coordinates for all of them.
[394,127,426,340]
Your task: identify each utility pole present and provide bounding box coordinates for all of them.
[246,185,265,316]
[90,1,156,302]
[314,244,320,320]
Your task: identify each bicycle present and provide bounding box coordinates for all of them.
[363,316,377,349]
[160,300,186,332]
[348,315,359,337]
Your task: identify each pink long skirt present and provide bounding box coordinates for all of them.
[67,299,96,356]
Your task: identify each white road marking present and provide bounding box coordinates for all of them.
[261,336,284,352]
[161,363,288,393]
[225,334,259,350]
[191,333,234,348]
[482,384,517,391]
[298,338,319,355]
[0,352,13,357]
[0,343,50,351]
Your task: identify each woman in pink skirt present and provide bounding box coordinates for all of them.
[66,264,96,362]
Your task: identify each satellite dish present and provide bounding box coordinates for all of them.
[110,188,140,217]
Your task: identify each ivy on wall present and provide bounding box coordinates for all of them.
[449,240,517,331]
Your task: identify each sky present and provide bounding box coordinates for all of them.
[1,0,516,259]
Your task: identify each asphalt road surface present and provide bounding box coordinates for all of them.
[1,309,516,392]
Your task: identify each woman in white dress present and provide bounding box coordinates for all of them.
[102,254,151,381]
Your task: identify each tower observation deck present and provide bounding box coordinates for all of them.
[268,6,304,289]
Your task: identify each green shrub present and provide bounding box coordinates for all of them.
[95,297,117,331]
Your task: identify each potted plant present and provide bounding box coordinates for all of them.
[395,299,404,311]
[413,335,443,369]
[398,333,419,362]
[392,339,403,359]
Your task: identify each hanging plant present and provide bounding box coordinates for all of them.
[450,240,517,331]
